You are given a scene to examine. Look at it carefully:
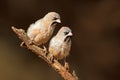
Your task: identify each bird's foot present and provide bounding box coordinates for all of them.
[43,45,48,56]
[28,40,34,45]
[47,53,54,63]
[64,61,69,70]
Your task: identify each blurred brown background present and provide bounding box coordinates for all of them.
[0,0,120,80]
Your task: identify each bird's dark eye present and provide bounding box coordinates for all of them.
[53,17,58,20]
[64,31,69,35]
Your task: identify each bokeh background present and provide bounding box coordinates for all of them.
[0,0,120,80]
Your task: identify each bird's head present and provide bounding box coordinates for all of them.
[43,12,61,26]
[57,26,73,42]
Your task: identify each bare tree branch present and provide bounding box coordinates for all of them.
[11,26,78,80]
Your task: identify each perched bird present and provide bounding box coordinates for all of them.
[49,26,73,60]
[27,12,61,46]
